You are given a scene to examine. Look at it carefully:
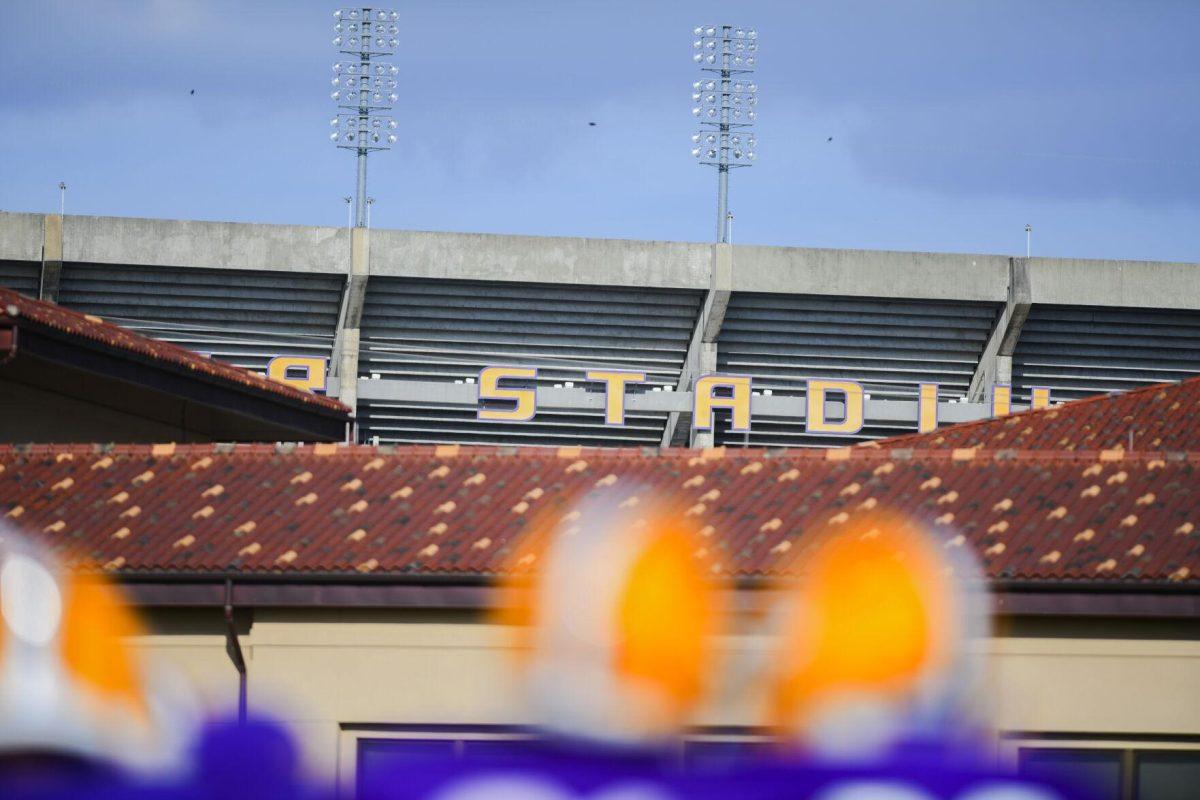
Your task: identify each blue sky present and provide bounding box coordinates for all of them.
[2,0,1198,261]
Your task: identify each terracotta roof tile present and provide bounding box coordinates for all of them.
[1,381,1198,585]
[0,441,1195,585]
[0,288,348,416]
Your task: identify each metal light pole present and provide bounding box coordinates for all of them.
[343,196,353,269]
[330,8,399,229]
[1025,224,1032,258]
[366,197,375,229]
[691,26,757,243]
[58,182,66,217]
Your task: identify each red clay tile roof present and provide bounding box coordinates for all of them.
[0,288,348,416]
[880,376,1200,453]
[1,442,1195,585]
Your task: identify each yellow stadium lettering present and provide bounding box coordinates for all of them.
[586,370,646,426]
[329,361,1041,429]
[478,366,537,421]
[266,356,327,392]
[693,374,751,432]
[992,384,1012,417]
[917,383,938,434]
[806,379,864,435]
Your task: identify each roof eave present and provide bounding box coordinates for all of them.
[111,570,1200,618]
[9,323,349,440]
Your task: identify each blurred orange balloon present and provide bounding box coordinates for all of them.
[0,524,197,772]
[496,489,722,744]
[767,511,959,742]
[61,574,147,716]
[614,518,716,714]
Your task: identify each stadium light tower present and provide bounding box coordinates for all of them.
[691,25,757,243]
[329,7,400,229]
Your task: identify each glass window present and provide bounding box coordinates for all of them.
[1137,751,1200,800]
[357,738,458,795]
[1018,747,1122,800]
[359,737,458,769]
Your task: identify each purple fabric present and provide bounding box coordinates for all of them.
[0,720,1091,800]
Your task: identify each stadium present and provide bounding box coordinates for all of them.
[3,210,1199,447]
[0,209,1198,797]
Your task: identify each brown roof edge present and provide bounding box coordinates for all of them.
[0,288,349,417]
[117,573,1200,618]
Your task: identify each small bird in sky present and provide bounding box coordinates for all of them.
[827,136,833,142]
[588,121,597,126]
[190,89,195,95]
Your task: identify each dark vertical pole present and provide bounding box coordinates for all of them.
[239,670,248,724]
[224,578,248,724]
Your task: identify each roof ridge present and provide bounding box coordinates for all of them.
[0,441,1196,462]
[875,375,1199,449]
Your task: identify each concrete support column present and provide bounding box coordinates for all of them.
[702,244,733,341]
[39,214,63,302]
[336,328,362,410]
[968,257,1031,402]
[330,227,370,416]
[688,342,719,449]
[662,243,732,448]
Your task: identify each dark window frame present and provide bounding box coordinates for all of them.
[1015,742,1200,800]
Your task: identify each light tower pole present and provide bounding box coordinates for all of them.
[691,26,757,243]
[330,7,399,229]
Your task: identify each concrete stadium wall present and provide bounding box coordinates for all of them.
[1028,257,1200,311]
[5,211,1198,305]
[61,215,349,275]
[132,609,1200,786]
[0,213,43,263]
[728,245,1010,301]
[369,230,711,290]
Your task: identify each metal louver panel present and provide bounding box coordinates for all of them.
[57,263,343,372]
[714,293,999,448]
[0,261,40,297]
[714,416,918,450]
[359,402,669,448]
[358,278,702,446]
[360,278,701,384]
[1014,305,1200,401]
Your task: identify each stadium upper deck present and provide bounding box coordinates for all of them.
[2,210,1198,449]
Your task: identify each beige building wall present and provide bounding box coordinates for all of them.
[131,608,1200,789]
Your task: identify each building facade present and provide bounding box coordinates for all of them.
[2,211,1199,797]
